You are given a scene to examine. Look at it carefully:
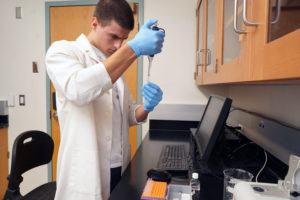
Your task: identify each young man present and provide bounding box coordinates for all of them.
[45,0,165,199]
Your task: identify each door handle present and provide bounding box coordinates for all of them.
[53,111,58,119]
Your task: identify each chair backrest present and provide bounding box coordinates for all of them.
[6,130,54,197]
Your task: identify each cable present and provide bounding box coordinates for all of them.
[226,142,254,160]
[255,150,268,182]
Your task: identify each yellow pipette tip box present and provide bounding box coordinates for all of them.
[140,179,168,200]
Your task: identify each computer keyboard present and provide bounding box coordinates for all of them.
[156,144,189,172]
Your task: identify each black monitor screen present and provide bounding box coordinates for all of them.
[194,96,232,161]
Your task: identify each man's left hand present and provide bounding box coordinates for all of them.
[142,82,163,112]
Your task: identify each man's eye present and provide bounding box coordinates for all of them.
[112,35,118,39]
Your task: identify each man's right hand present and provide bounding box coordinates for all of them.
[127,19,165,58]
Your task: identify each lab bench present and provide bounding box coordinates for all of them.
[109,120,288,200]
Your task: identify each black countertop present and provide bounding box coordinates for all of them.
[109,130,224,200]
[109,121,288,200]
[109,130,191,200]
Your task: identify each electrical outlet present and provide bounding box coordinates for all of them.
[19,95,25,106]
[238,123,244,131]
[32,61,38,73]
[16,7,22,19]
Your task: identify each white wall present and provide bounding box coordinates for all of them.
[143,0,206,104]
[142,0,210,137]
[0,0,48,194]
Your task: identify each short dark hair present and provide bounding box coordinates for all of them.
[94,0,134,30]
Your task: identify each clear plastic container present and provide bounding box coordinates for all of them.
[223,168,253,200]
[191,172,200,200]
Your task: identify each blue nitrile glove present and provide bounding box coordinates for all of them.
[127,19,165,57]
[142,82,163,112]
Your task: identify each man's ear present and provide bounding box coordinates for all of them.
[91,17,99,30]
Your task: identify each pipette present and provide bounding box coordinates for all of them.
[147,56,153,82]
[147,25,165,82]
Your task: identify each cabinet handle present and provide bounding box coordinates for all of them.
[197,49,206,66]
[234,0,247,34]
[271,0,281,25]
[243,0,259,26]
[206,49,211,67]
[196,50,200,66]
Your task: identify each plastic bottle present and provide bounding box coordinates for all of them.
[190,172,200,200]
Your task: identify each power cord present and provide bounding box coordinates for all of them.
[255,150,268,182]
[226,142,255,160]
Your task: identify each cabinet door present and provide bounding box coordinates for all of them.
[195,0,205,85]
[202,0,253,85]
[252,0,300,81]
[201,0,218,84]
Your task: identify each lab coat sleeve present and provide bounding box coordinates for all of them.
[46,41,112,106]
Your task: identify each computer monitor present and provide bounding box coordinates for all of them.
[194,96,232,161]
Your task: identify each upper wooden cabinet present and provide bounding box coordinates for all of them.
[195,0,300,85]
[252,0,300,81]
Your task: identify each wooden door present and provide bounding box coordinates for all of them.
[0,128,8,199]
[49,4,139,180]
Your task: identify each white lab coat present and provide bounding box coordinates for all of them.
[46,34,140,200]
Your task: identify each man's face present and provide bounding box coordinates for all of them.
[92,18,131,57]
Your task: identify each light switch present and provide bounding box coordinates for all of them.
[16,7,22,19]
[7,94,15,107]
[19,95,25,106]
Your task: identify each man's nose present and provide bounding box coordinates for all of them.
[114,39,123,49]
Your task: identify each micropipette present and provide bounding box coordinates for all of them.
[147,25,165,82]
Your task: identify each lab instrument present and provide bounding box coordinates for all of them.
[147,25,165,82]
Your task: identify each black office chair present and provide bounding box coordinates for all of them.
[4,130,56,200]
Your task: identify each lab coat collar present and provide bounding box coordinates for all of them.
[76,34,102,63]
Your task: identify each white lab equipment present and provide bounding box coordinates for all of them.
[233,155,300,200]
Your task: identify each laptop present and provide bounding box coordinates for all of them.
[156,96,232,172]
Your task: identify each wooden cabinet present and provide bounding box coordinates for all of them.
[195,0,300,85]
[0,128,8,199]
[252,0,300,81]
